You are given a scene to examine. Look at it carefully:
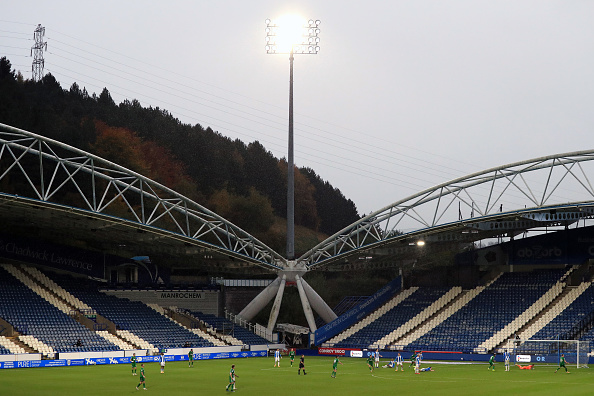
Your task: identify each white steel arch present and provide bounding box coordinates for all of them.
[299,150,594,268]
[0,123,285,270]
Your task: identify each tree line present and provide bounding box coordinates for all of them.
[0,57,360,255]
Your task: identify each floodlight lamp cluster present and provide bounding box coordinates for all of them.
[265,18,321,54]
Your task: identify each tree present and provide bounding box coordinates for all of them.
[207,187,275,234]
[301,167,360,234]
[91,121,148,175]
[98,87,115,107]
[0,57,15,81]
[278,160,320,230]
[0,55,363,250]
[244,141,285,215]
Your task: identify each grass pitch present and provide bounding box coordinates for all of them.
[0,356,592,395]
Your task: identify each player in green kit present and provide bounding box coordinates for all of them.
[289,348,296,367]
[554,354,570,373]
[188,349,194,368]
[136,363,146,390]
[409,352,417,368]
[367,355,375,372]
[331,355,343,378]
[488,354,495,371]
[226,364,238,392]
[131,353,137,375]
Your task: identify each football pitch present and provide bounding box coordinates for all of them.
[0,356,592,395]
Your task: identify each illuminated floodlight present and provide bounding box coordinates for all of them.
[416,240,426,247]
[265,16,321,54]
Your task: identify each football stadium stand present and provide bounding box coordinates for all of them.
[405,268,569,353]
[314,296,370,328]
[190,311,269,345]
[0,336,26,354]
[331,287,456,349]
[519,282,592,340]
[41,272,216,350]
[5,260,594,359]
[0,265,119,356]
[320,268,588,354]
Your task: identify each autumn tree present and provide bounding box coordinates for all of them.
[207,187,275,233]
[278,160,320,230]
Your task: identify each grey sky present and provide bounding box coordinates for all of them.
[2,1,594,217]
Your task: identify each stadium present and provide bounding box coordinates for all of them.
[2,121,594,394]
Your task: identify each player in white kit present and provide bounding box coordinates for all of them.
[374,348,381,368]
[395,352,404,372]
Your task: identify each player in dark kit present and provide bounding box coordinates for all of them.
[331,355,342,378]
[488,354,495,371]
[409,352,417,367]
[131,353,137,375]
[554,354,570,373]
[136,363,146,390]
[298,355,307,375]
[226,364,238,391]
[367,355,375,372]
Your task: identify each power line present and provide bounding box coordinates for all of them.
[0,20,36,26]
[47,64,574,211]
[0,45,31,50]
[0,52,30,57]
[45,52,577,207]
[45,66,425,190]
[45,44,463,184]
[46,29,478,176]
[13,24,576,210]
[45,42,465,188]
[0,29,32,36]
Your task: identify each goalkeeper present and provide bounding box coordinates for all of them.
[515,364,534,370]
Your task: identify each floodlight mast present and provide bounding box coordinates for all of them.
[265,18,320,260]
[254,18,330,334]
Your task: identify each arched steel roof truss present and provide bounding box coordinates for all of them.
[0,123,284,270]
[299,150,594,268]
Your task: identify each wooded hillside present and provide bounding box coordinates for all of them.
[0,57,360,255]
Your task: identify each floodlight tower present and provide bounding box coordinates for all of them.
[265,18,320,261]
[238,18,332,334]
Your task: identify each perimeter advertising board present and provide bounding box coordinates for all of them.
[318,347,358,356]
[0,350,268,370]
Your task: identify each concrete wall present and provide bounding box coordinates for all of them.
[224,287,265,314]
[0,353,42,362]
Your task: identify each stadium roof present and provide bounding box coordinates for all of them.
[2,123,594,275]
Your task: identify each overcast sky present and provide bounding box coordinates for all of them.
[2,1,594,217]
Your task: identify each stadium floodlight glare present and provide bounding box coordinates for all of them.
[265,16,321,54]
[416,240,426,246]
[265,16,320,260]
